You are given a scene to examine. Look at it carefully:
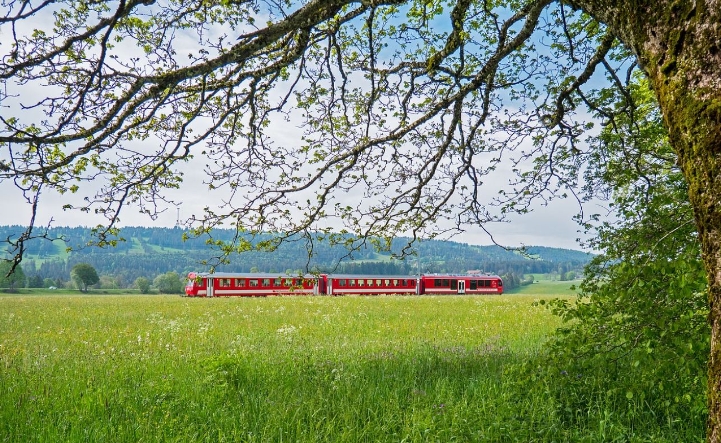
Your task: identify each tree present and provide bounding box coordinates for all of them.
[70,263,100,292]
[27,275,44,288]
[2,1,721,438]
[135,277,151,294]
[153,272,183,294]
[0,260,25,291]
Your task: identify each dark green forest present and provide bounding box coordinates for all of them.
[1,225,591,289]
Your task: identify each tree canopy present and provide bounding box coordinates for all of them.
[70,262,100,292]
[153,271,184,294]
[0,260,25,291]
[2,0,721,440]
[1,0,633,260]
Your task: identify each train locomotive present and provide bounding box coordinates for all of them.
[184,272,503,297]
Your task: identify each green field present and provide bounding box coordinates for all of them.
[509,280,579,296]
[0,293,565,442]
[0,288,700,442]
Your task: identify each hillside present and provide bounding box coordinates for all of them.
[1,225,593,287]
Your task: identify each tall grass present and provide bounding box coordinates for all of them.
[0,293,702,442]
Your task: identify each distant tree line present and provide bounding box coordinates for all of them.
[1,226,591,292]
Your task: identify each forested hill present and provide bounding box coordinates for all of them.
[1,225,593,287]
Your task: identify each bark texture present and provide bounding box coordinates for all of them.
[574,0,721,440]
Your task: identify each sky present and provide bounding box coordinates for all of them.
[0,170,593,251]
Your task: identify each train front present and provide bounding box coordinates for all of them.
[184,272,201,296]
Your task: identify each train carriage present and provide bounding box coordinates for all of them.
[185,272,321,297]
[325,274,419,296]
[420,274,503,295]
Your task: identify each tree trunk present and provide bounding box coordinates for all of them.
[640,7,721,443]
[638,4,721,442]
[575,0,721,440]
[671,78,721,442]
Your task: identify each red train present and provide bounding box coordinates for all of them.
[184,272,503,297]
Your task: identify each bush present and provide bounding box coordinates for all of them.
[153,272,183,294]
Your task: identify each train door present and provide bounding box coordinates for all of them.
[457,280,465,294]
[315,276,322,295]
[317,275,328,295]
[207,277,215,297]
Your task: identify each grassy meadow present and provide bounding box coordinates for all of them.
[0,290,562,442]
[0,284,701,442]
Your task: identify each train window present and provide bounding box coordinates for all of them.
[236,279,246,287]
[249,279,259,287]
[470,280,477,290]
[367,279,374,287]
[497,280,503,287]
[275,278,283,286]
[338,279,346,287]
[450,279,457,290]
[220,279,231,287]
[349,279,356,287]
[392,279,399,287]
[376,279,382,286]
[483,280,491,287]
[434,279,441,286]
[410,280,415,287]
[262,279,271,287]
[384,279,390,286]
[284,279,294,286]
[198,279,205,287]
[358,279,365,287]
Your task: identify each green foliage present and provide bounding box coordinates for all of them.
[513,74,708,438]
[26,274,43,288]
[153,271,183,294]
[0,260,25,290]
[134,276,151,294]
[70,262,100,292]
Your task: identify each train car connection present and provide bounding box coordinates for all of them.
[185,272,503,297]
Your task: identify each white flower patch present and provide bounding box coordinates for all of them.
[276,325,297,335]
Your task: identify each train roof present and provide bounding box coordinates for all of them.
[188,272,316,279]
[324,274,502,279]
[422,273,502,279]
[325,274,418,279]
